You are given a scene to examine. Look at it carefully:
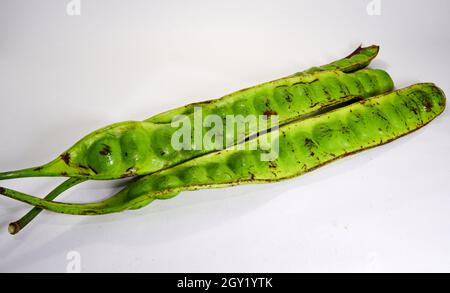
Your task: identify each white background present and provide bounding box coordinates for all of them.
[0,0,449,272]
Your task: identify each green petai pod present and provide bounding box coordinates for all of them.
[1,83,445,215]
[0,46,391,181]
[147,45,381,123]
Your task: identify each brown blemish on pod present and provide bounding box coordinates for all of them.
[421,96,433,112]
[121,167,137,178]
[88,165,99,175]
[61,153,71,165]
[99,145,112,156]
[78,164,89,170]
[263,110,278,118]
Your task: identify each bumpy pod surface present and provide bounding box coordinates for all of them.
[147,45,381,123]
[0,50,392,181]
[1,83,444,214]
[43,69,394,179]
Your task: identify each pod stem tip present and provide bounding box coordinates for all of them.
[8,222,21,235]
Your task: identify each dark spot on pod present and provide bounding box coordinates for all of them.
[274,85,293,107]
[61,172,68,176]
[268,161,277,169]
[263,110,278,118]
[121,167,137,178]
[421,95,433,112]
[304,138,316,149]
[0,187,5,194]
[33,167,43,171]
[78,164,89,170]
[99,144,112,156]
[61,153,71,165]
[83,210,100,216]
[341,126,351,134]
[88,165,99,175]
[87,137,122,174]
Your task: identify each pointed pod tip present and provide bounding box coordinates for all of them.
[346,44,380,59]
[369,44,380,53]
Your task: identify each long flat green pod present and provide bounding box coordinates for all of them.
[147,45,380,123]
[1,83,445,215]
[0,67,393,180]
